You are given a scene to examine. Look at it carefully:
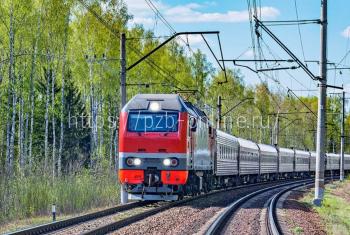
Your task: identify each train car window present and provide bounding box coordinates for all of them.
[223,145,225,159]
[127,112,179,132]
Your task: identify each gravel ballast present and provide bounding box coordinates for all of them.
[110,181,291,235]
[279,187,327,235]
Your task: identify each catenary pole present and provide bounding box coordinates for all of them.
[120,32,128,204]
[217,96,222,129]
[340,91,345,181]
[274,114,279,146]
[120,33,127,108]
[314,0,327,206]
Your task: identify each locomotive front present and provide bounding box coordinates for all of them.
[118,94,189,201]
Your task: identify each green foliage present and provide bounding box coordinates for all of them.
[0,0,349,227]
[292,226,304,235]
[0,169,119,225]
[302,179,350,235]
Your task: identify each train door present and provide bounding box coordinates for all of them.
[188,116,196,169]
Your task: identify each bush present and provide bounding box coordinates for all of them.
[0,170,120,225]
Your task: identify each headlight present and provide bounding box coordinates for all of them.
[163,158,178,167]
[163,158,171,166]
[126,157,142,166]
[149,101,160,111]
[133,158,142,166]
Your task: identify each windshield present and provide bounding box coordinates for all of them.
[127,112,179,132]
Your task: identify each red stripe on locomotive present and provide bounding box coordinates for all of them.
[161,170,188,185]
[119,169,144,184]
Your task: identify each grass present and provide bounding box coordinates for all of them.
[302,177,350,235]
[0,169,120,233]
[292,226,304,235]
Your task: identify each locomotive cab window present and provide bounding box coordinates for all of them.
[127,112,179,132]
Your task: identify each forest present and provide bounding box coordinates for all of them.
[0,0,348,227]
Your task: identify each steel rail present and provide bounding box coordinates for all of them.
[5,201,150,235]
[266,182,313,235]
[204,179,313,235]
[267,177,337,235]
[80,179,302,235]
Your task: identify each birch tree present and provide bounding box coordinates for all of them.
[58,11,70,177]
[44,63,51,172]
[6,3,16,177]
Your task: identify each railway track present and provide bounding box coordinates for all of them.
[83,179,308,235]
[204,179,314,235]
[5,201,152,235]
[5,179,303,235]
[266,182,315,235]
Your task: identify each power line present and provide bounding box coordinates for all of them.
[145,0,195,56]
[248,40,317,119]
[127,35,172,40]
[145,0,176,34]
[337,49,350,66]
[294,0,306,62]
[77,0,189,91]
[143,0,228,89]
[260,36,318,90]
[287,88,317,117]
[234,5,318,117]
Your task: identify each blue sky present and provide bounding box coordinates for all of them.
[124,0,350,98]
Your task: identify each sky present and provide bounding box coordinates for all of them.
[123,0,350,99]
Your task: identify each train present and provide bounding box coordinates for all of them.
[118,94,350,201]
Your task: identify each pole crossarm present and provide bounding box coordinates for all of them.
[220,59,294,62]
[222,59,298,73]
[254,17,319,81]
[261,19,321,26]
[126,31,219,71]
[257,65,300,72]
[261,19,320,24]
[328,67,350,70]
[319,84,343,90]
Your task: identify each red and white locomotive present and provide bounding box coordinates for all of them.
[118,94,350,201]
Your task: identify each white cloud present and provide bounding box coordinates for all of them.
[125,0,279,25]
[167,6,279,23]
[342,26,350,38]
[132,17,154,25]
[176,34,204,46]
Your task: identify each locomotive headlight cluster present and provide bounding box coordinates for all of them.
[163,158,179,167]
[126,157,142,166]
[149,101,160,111]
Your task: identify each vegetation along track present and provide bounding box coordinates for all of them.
[5,201,151,235]
[204,179,314,235]
[5,179,315,235]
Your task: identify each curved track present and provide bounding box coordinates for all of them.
[204,179,313,235]
[266,182,314,235]
[81,181,286,235]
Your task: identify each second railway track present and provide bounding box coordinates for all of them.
[204,179,314,235]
